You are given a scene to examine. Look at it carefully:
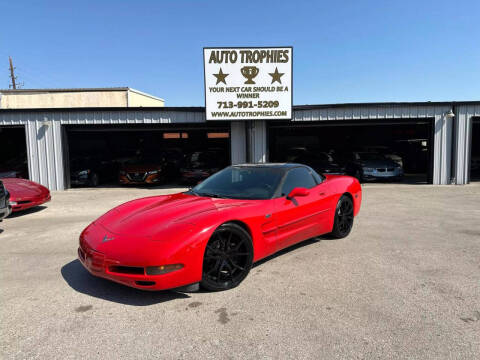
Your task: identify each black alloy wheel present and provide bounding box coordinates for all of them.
[330,195,354,239]
[201,223,253,291]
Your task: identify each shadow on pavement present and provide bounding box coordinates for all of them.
[253,237,322,269]
[8,206,47,218]
[61,259,190,306]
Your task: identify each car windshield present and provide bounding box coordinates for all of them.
[357,152,387,161]
[188,166,284,200]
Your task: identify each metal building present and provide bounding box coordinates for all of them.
[0,101,479,190]
[0,88,165,109]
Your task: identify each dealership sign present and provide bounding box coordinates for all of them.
[203,47,292,121]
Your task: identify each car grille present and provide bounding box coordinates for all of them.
[376,168,395,172]
[127,172,147,182]
[109,265,145,275]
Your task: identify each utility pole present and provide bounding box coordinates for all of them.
[9,56,17,89]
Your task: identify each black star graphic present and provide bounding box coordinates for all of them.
[213,68,229,85]
[269,67,284,84]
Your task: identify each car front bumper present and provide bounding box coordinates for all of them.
[71,178,89,186]
[362,168,403,181]
[10,194,51,212]
[119,173,163,185]
[78,224,202,291]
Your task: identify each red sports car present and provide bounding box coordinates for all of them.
[79,163,362,291]
[2,178,51,212]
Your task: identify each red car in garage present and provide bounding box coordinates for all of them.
[2,178,51,212]
[79,163,361,292]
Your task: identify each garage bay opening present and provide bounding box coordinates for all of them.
[0,126,28,179]
[470,117,480,182]
[268,119,434,184]
[64,123,231,188]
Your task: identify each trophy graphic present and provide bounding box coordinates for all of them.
[241,66,259,84]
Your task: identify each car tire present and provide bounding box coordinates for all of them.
[201,223,254,291]
[330,195,354,239]
[89,173,99,187]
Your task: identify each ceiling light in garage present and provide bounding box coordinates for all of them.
[163,133,181,139]
[207,132,230,138]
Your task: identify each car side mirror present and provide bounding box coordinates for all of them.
[287,187,309,200]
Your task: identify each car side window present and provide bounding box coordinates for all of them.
[310,168,324,184]
[281,167,317,196]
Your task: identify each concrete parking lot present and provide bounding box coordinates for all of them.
[1,183,479,359]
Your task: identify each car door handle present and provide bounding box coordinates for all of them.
[319,192,326,196]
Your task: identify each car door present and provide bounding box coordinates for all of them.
[273,167,329,251]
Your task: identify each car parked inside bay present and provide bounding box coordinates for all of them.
[119,154,173,185]
[79,163,362,292]
[70,156,118,187]
[180,149,228,184]
[340,151,404,182]
[292,151,346,175]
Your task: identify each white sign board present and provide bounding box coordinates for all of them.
[204,47,292,121]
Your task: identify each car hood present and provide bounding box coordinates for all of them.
[359,159,398,168]
[95,192,250,238]
[2,178,50,199]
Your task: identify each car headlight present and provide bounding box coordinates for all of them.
[78,170,90,177]
[146,170,161,175]
[363,167,375,172]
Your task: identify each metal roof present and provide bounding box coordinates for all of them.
[0,101,479,112]
[0,87,131,93]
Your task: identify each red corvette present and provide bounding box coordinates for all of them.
[79,164,362,291]
[2,178,51,212]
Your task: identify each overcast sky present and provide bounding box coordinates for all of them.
[1,0,479,106]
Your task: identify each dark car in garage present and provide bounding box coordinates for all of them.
[180,150,228,184]
[340,151,404,182]
[70,157,118,187]
[293,151,346,175]
[0,152,29,179]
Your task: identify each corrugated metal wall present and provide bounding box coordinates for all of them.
[454,104,480,184]
[0,104,477,189]
[0,110,208,190]
[230,121,246,164]
[247,120,267,163]
[292,104,453,185]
